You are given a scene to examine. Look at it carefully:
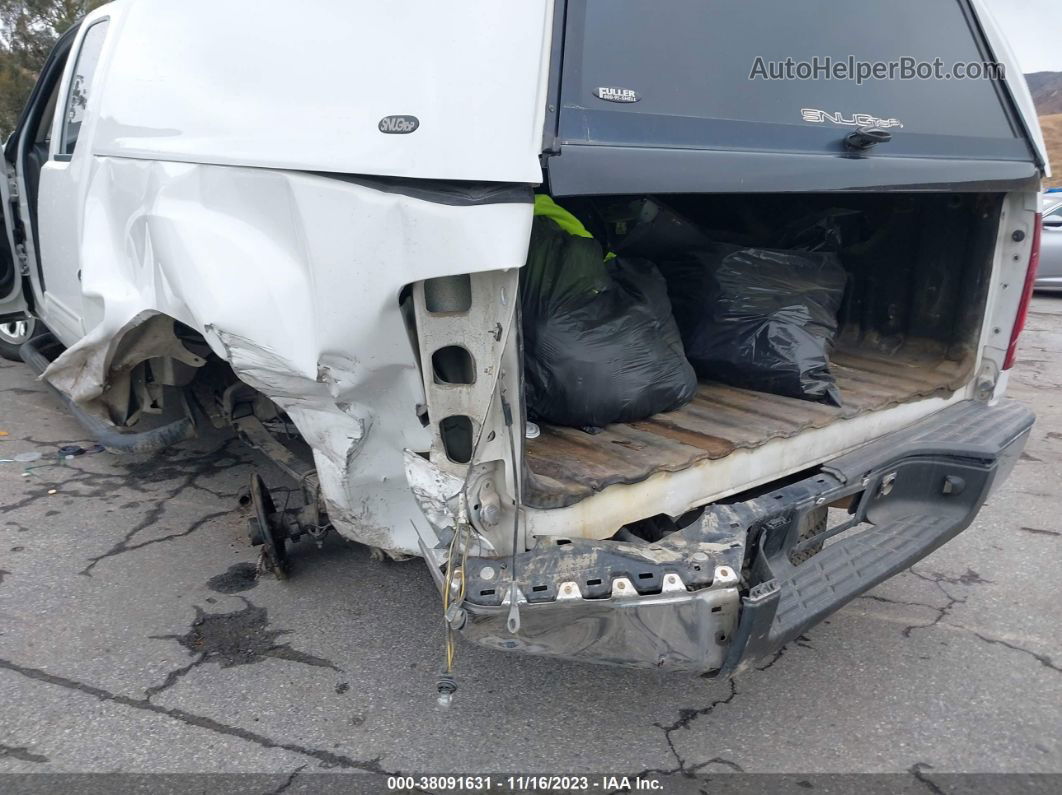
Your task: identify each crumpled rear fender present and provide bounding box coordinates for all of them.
[43,157,534,554]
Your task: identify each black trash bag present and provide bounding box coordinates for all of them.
[521,217,698,428]
[671,244,847,406]
[609,197,716,259]
[776,208,867,253]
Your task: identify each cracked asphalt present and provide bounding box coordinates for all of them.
[1,298,1060,789]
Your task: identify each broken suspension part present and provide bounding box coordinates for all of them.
[223,383,333,576]
[248,473,290,578]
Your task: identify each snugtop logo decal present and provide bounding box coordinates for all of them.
[379,115,420,134]
[801,108,904,128]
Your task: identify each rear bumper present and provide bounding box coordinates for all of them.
[454,399,1034,674]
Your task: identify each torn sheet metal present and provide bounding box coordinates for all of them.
[41,157,534,555]
[404,451,464,538]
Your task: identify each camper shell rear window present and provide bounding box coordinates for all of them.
[556,0,1030,162]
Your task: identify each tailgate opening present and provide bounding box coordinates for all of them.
[522,191,1003,513]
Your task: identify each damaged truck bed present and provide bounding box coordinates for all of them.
[525,345,973,508]
[461,399,1032,673]
[0,0,1047,682]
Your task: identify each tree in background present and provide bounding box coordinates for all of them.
[0,0,105,136]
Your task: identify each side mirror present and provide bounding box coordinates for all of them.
[1044,215,1062,230]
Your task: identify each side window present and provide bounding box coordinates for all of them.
[1047,204,1062,222]
[58,20,109,160]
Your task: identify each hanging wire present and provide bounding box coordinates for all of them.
[419,291,521,703]
[440,519,470,674]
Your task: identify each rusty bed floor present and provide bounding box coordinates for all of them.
[523,345,972,509]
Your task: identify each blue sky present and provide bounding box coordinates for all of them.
[987,0,1062,73]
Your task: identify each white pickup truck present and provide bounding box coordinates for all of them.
[0,0,1047,677]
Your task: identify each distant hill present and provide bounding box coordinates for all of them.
[1026,71,1062,116]
[1025,73,1062,188]
[1040,114,1062,189]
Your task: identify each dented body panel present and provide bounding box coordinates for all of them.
[42,157,534,554]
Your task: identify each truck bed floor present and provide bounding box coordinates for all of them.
[523,345,972,509]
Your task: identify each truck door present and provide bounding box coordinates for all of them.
[0,22,80,348]
[35,17,110,342]
[0,157,27,325]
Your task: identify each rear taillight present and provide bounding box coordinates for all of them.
[1003,214,1042,371]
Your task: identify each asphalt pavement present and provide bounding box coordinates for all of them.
[1,298,1060,791]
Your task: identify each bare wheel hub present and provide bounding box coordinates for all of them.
[247,473,290,578]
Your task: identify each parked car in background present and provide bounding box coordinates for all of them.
[1035,193,1062,291]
